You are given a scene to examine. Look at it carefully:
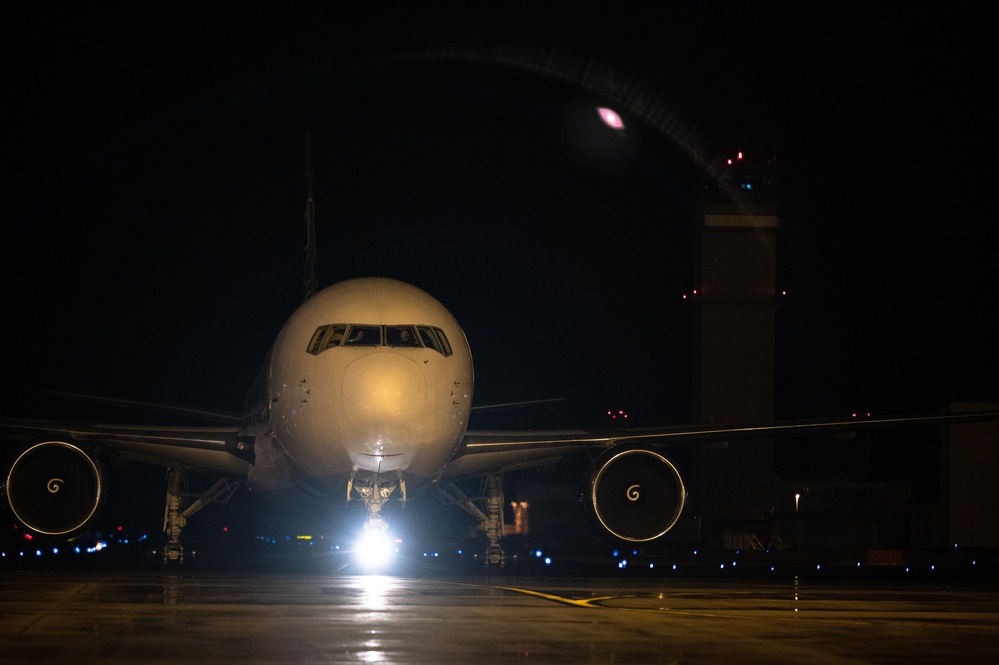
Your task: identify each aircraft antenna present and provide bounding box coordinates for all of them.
[303,131,319,301]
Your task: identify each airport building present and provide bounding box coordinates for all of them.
[683,148,779,548]
[681,152,999,555]
[942,403,999,549]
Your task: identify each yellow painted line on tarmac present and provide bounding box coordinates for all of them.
[444,581,874,624]
[491,587,872,623]
[443,580,620,608]
[494,586,617,608]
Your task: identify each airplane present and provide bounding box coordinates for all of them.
[4,133,998,566]
[3,271,998,566]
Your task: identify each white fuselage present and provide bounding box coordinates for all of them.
[245,278,474,496]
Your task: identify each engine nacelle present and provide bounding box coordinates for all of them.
[3,438,106,537]
[585,447,686,542]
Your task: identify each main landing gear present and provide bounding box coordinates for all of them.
[161,468,239,564]
[438,473,507,567]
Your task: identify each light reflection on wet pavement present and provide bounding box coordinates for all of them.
[2,572,997,664]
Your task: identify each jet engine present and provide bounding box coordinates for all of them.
[585,447,686,542]
[3,438,106,537]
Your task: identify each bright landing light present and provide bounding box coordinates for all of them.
[353,529,397,570]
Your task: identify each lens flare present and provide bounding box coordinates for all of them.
[596,107,625,130]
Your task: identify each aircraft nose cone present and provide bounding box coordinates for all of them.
[342,353,426,441]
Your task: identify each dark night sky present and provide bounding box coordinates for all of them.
[3,4,996,443]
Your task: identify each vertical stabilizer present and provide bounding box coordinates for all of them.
[303,131,319,301]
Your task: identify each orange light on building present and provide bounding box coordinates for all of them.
[509,501,529,535]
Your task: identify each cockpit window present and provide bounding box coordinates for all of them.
[326,324,347,348]
[434,328,453,356]
[308,326,329,355]
[307,324,348,355]
[417,326,441,353]
[344,325,381,346]
[418,326,453,356]
[307,324,452,356]
[386,325,420,347]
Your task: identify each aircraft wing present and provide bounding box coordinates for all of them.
[440,410,999,480]
[0,416,254,478]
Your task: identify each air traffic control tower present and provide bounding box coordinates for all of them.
[690,149,779,547]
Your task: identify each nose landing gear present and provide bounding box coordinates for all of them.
[348,472,407,532]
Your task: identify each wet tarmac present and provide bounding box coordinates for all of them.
[2,569,998,664]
